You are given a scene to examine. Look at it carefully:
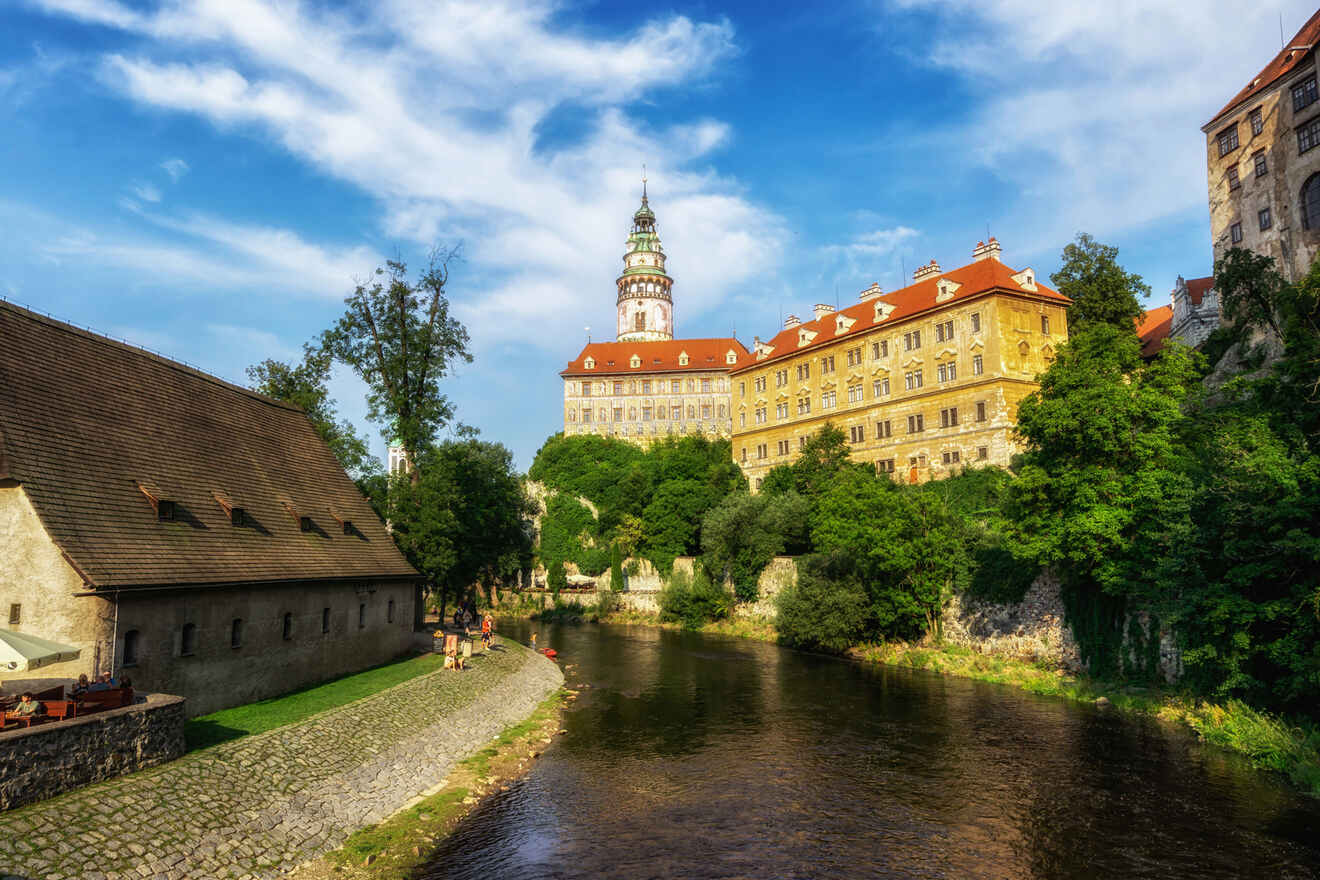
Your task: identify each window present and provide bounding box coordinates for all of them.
[799,436,808,450]
[1041,314,1051,335]
[581,383,592,397]
[1254,150,1268,177]
[157,500,176,522]
[583,409,592,423]
[970,313,981,333]
[613,381,623,395]
[754,376,765,392]
[757,444,768,460]
[741,447,748,463]
[942,450,961,465]
[972,355,983,376]
[777,440,790,455]
[231,507,246,527]
[1227,165,1240,190]
[1230,222,1243,244]
[123,630,140,666]
[300,516,313,532]
[849,425,865,444]
[877,459,895,474]
[939,407,958,428]
[322,607,331,634]
[776,369,788,387]
[976,401,987,422]
[641,380,651,394]
[1251,107,1264,135]
[1298,116,1320,154]
[387,599,395,624]
[1217,124,1239,156]
[701,378,711,393]
[904,370,923,390]
[820,355,835,374]
[1259,207,1272,230]
[282,612,293,641]
[1303,174,1320,229]
[847,384,863,404]
[821,390,837,409]
[907,414,925,433]
[231,618,243,648]
[755,406,767,424]
[937,362,957,383]
[341,519,354,536]
[358,603,367,629]
[643,407,654,421]
[876,419,892,439]
[903,330,922,351]
[871,340,889,359]
[846,347,862,367]
[797,363,811,381]
[873,377,890,397]
[797,396,811,415]
[978,446,989,461]
[687,379,696,392]
[776,402,789,419]
[672,380,681,393]
[1293,75,1318,113]
[739,381,746,398]
[7,604,18,626]
[934,320,954,342]
[701,405,710,420]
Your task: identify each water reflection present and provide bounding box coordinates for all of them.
[422,622,1320,879]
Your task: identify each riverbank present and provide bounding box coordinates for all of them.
[501,604,1320,797]
[289,689,565,880]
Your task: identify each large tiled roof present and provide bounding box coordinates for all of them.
[1185,276,1214,307]
[562,337,748,377]
[1136,304,1174,359]
[734,254,1068,372]
[0,301,418,590]
[1206,9,1320,128]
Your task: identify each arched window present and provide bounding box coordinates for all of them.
[123,629,140,666]
[231,618,243,648]
[1303,173,1320,229]
[282,612,293,641]
[387,599,395,623]
[634,312,646,331]
[181,623,197,657]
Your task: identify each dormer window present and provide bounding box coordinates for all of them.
[678,351,690,366]
[138,481,176,521]
[213,490,245,527]
[725,350,738,365]
[936,278,962,303]
[231,507,246,527]
[300,516,313,532]
[583,357,596,370]
[630,355,641,368]
[157,500,177,522]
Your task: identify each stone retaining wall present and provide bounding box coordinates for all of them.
[0,692,186,811]
[940,571,1083,670]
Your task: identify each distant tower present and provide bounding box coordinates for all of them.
[616,176,674,342]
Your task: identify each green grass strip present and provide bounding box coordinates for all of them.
[185,652,445,751]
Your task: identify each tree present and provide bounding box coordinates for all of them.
[321,252,471,483]
[247,344,378,480]
[1050,233,1149,333]
[1214,247,1286,340]
[775,557,871,653]
[701,490,809,601]
[773,423,866,500]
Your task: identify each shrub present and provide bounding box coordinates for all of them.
[775,559,870,653]
[659,568,732,629]
[700,490,809,603]
[548,559,566,596]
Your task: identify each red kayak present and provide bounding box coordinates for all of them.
[542,649,558,659]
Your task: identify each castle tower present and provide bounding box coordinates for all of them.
[616,178,674,342]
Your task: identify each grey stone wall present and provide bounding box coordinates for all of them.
[0,692,185,811]
[940,570,1082,670]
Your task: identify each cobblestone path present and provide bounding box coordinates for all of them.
[0,643,563,880]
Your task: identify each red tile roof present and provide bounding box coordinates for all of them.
[733,256,1069,373]
[1136,304,1174,359]
[1185,276,1214,307]
[0,300,419,590]
[562,337,749,377]
[1206,9,1320,128]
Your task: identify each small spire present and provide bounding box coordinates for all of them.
[642,163,648,203]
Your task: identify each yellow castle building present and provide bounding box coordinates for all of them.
[561,185,748,446]
[730,239,1070,487]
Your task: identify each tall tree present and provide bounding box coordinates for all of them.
[247,344,378,479]
[1050,233,1150,333]
[1214,246,1287,341]
[321,250,472,482]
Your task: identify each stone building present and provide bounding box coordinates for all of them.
[1137,275,1218,360]
[1203,9,1320,281]
[0,301,421,716]
[561,187,749,446]
[730,239,1070,487]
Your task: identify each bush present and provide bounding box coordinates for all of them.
[776,559,870,653]
[659,568,732,629]
[701,490,809,603]
[548,559,566,595]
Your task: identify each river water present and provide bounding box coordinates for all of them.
[422,622,1320,879]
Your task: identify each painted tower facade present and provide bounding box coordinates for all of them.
[616,183,674,342]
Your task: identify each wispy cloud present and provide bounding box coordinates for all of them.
[30,0,782,354]
[160,157,189,181]
[130,181,161,202]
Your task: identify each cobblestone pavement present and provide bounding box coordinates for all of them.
[0,642,563,880]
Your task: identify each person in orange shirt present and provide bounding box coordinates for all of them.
[481,614,493,648]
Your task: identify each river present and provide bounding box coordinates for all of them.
[422,621,1320,879]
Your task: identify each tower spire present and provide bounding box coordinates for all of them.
[642,164,648,203]
[616,182,672,342]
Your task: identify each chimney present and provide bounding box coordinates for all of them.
[972,237,1002,262]
[783,314,801,329]
[813,303,835,321]
[912,259,941,282]
[858,282,884,301]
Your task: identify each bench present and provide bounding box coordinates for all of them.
[45,700,77,721]
[80,687,133,710]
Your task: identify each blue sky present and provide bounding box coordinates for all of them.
[3,0,1315,470]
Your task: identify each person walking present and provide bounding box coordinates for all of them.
[481,613,493,648]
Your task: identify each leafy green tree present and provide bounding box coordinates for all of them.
[658,568,732,629]
[539,493,601,575]
[247,344,378,479]
[701,490,809,601]
[1050,233,1149,333]
[1214,247,1286,340]
[782,423,861,499]
[775,556,870,653]
[641,479,711,572]
[321,252,471,483]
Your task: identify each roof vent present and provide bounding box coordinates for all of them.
[213,490,246,527]
[330,507,355,536]
[913,260,942,282]
[972,237,1002,262]
[859,282,884,301]
[137,481,176,522]
[813,303,835,321]
[784,314,801,329]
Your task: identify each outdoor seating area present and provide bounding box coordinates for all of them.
[1,681,136,733]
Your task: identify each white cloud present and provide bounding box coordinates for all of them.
[887,0,1318,253]
[160,157,189,181]
[130,181,161,202]
[30,0,782,355]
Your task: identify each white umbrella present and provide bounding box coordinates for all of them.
[0,631,81,672]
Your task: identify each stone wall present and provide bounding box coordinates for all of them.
[940,570,1082,670]
[0,692,186,811]
[732,556,799,620]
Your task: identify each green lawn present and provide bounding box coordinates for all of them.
[185,652,445,751]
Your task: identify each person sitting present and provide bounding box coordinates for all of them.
[11,693,39,717]
[71,674,90,698]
